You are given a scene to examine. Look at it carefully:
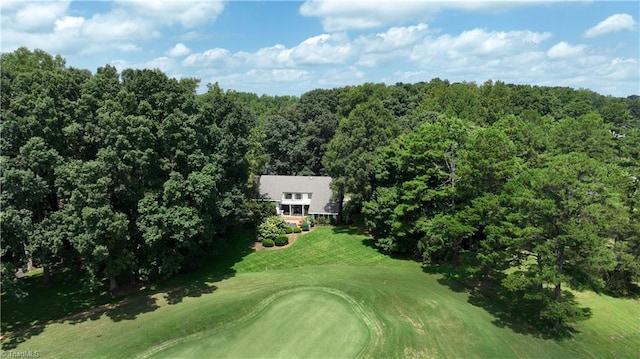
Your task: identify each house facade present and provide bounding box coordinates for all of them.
[257,175,339,218]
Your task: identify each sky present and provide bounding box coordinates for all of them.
[1,1,639,97]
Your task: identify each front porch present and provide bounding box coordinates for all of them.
[279,204,310,217]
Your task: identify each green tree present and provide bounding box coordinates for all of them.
[324,98,400,219]
[503,153,622,331]
[297,88,340,174]
[261,114,304,175]
[55,159,133,291]
[550,113,615,161]
[364,116,471,255]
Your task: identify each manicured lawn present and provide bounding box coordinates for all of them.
[145,288,374,359]
[3,227,639,358]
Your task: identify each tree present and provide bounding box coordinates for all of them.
[55,159,133,291]
[502,153,622,331]
[261,114,304,175]
[363,116,471,256]
[324,98,400,219]
[458,127,521,199]
[550,113,615,161]
[297,88,340,174]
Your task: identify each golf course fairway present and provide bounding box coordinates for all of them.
[141,287,379,358]
[3,227,639,358]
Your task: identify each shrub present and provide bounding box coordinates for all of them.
[293,227,302,233]
[307,216,315,227]
[274,235,289,246]
[316,217,331,225]
[301,222,310,231]
[257,216,287,242]
[285,227,293,234]
[248,201,277,226]
[262,238,275,247]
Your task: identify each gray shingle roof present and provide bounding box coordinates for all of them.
[258,175,339,214]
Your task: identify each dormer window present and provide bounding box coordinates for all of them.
[295,193,302,200]
[285,193,292,199]
[308,193,312,199]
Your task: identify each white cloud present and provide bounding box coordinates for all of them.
[318,66,366,86]
[299,1,437,31]
[547,41,586,59]
[1,0,71,32]
[0,1,224,57]
[245,69,312,83]
[354,23,430,67]
[80,10,159,41]
[143,57,177,73]
[300,0,552,31]
[109,56,177,74]
[356,23,429,53]
[182,48,233,67]
[596,57,639,81]
[584,13,638,38]
[290,33,353,65]
[208,68,316,95]
[112,1,225,28]
[411,28,552,65]
[234,44,294,68]
[187,32,354,69]
[54,16,85,32]
[167,43,191,57]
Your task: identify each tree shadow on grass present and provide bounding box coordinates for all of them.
[422,264,582,340]
[357,235,421,263]
[1,229,256,350]
[164,282,218,305]
[331,225,365,236]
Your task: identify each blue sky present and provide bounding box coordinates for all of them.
[2,1,638,96]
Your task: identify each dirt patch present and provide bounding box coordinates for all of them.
[252,226,317,251]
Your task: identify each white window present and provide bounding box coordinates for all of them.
[308,193,312,199]
[295,193,302,200]
[285,193,292,199]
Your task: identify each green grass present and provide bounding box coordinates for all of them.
[3,227,639,358]
[145,288,374,359]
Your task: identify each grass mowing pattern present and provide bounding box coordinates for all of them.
[233,227,415,272]
[143,287,376,359]
[4,227,639,358]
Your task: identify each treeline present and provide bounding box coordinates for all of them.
[1,48,256,295]
[2,48,639,332]
[313,82,639,332]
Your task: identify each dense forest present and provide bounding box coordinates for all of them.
[2,48,639,332]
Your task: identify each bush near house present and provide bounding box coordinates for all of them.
[301,222,310,231]
[293,227,302,233]
[275,235,289,246]
[257,216,287,242]
[285,227,293,234]
[307,216,315,227]
[262,239,275,247]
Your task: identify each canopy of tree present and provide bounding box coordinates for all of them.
[2,48,638,333]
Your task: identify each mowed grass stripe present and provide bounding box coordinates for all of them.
[146,288,374,359]
[232,227,414,273]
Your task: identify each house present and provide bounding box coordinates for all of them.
[257,175,340,218]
